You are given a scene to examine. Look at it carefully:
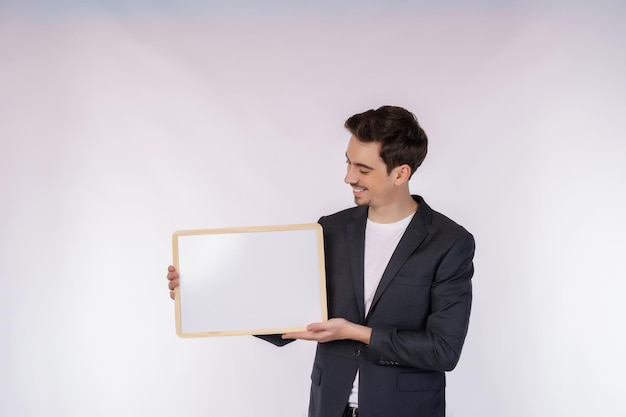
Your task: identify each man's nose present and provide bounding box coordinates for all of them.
[344,167,357,184]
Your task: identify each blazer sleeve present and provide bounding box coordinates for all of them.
[367,231,475,371]
[254,334,296,347]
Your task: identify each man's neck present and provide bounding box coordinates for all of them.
[367,194,419,224]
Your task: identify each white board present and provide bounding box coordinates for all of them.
[172,223,327,337]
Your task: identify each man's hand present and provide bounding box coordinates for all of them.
[282,318,372,344]
[167,265,179,300]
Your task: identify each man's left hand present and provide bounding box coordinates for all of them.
[282,318,372,344]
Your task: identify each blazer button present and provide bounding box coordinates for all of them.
[354,349,361,357]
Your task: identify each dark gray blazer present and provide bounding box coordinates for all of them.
[261,195,474,417]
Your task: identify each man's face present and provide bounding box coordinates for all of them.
[344,135,397,208]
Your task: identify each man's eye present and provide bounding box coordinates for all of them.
[359,170,370,174]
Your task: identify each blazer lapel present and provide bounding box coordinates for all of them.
[347,208,368,321]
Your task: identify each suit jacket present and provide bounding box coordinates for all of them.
[261,195,474,417]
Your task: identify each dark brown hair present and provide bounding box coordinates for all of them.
[344,105,428,178]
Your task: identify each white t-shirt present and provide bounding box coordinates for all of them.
[348,212,415,407]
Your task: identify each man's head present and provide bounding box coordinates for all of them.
[344,105,428,179]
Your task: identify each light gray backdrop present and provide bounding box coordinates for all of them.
[1,1,625,416]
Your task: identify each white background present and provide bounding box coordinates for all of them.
[1,1,625,416]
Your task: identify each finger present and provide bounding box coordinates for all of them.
[282,331,315,340]
[305,322,325,331]
[167,265,178,280]
[168,278,179,290]
[170,290,176,300]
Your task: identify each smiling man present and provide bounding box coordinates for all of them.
[167,105,475,417]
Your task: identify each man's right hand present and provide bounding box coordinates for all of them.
[167,265,179,300]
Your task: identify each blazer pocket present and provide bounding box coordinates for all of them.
[397,372,445,392]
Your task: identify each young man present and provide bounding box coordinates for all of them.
[167,106,475,417]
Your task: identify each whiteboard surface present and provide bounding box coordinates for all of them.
[173,224,327,337]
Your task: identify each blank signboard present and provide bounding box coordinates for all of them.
[172,223,327,337]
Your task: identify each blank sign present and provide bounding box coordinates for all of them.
[172,224,327,337]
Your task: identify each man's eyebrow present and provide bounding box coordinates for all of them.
[345,152,375,170]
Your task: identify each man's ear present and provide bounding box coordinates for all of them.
[393,164,412,185]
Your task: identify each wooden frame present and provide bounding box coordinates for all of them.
[172,223,327,338]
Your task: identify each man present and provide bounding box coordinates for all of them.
[167,105,475,417]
